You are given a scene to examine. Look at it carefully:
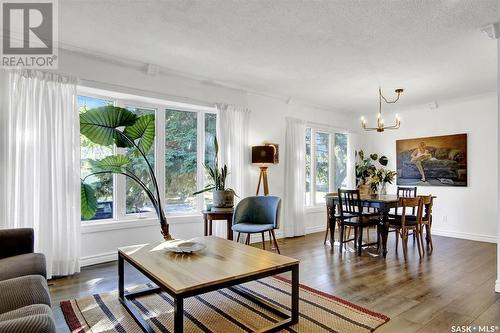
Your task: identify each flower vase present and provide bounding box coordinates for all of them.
[379,183,387,196]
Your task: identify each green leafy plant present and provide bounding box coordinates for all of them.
[80,106,171,240]
[355,150,388,186]
[368,168,397,193]
[193,136,235,195]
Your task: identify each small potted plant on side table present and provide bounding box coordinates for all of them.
[193,137,236,211]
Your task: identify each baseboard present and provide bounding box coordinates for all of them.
[248,225,325,243]
[80,251,117,267]
[495,280,500,293]
[431,229,497,243]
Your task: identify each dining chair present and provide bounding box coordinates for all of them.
[337,189,379,256]
[388,197,424,260]
[324,193,346,245]
[232,196,281,254]
[418,195,434,252]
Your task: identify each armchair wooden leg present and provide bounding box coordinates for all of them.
[261,232,266,250]
[237,232,241,243]
[402,230,408,260]
[419,225,425,255]
[245,233,250,245]
[324,219,329,245]
[426,224,434,252]
[270,229,280,254]
[415,226,423,258]
[358,227,363,256]
[395,231,399,253]
[268,230,273,248]
[339,225,344,254]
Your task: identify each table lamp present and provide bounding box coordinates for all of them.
[252,144,278,195]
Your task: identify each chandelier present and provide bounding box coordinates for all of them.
[361,88,403,132]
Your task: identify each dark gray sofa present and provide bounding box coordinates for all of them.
[0,228,55,333]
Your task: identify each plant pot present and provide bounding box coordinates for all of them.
[213,190,234,208]
[358,184,370,196]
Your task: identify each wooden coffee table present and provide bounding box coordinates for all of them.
[118,236,299,333]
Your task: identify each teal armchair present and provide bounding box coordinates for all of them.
[232,196,281,253]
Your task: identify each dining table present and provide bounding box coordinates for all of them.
[325,193,399,258]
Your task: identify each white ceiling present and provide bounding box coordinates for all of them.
[60,0,500,112]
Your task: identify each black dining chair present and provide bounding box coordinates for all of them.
[337,189,380,256]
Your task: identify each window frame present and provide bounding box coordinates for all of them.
[78,86,217,226]
[305,126,350,208]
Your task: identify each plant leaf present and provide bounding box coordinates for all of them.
[370,153,378,161]
[123,114,155,156]
[81,182,97,220]
[80,106,137,146]
[379,156,389,166]
[92,155,132,173]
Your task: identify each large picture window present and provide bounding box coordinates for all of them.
[305,127,349,207]
[78,90,217,222]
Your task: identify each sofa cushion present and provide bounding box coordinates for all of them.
[0,304,55,333]
[0,275,51,315]
[0,253,47,281]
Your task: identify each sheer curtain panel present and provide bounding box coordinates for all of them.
[215,103,251,238]
[283,117,306,237]
[5,70,80,278]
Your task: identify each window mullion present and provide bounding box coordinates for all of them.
[329,133,335,193]
[156,105,166,216]
[114,99,126,220]
[311,129,317,206]
[197,111,205,212]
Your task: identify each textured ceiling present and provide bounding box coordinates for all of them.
[60,0,500,112]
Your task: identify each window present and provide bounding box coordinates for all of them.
[79,96,114,221]
[305,127,349,207]
[78,90,217,222]
[165,109,198,215]
[125,107,156,215]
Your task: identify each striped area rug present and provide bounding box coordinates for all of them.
[61,276,389,333]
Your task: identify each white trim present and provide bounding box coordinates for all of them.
[495,280,500,293]
[80,251,117,267]
[432,229,497,243]
[82,216,202,234]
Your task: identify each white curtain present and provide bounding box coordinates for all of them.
[5,70,80,278]
[283,117,306,237]
[215,103,251,237]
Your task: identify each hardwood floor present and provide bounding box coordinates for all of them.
[49,232,500,332]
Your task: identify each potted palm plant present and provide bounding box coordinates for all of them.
[193,137,235,210]
[80,105,172,240]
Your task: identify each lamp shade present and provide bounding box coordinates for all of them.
[252,145,276,164]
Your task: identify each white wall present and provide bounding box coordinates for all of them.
[496,37,500,293]
[362,93,498,243]
[53,49,360,265]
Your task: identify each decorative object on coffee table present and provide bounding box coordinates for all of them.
[79,106,172,240]
[252,144,278,195]
[193,136,235,210]
[396,133,467,186]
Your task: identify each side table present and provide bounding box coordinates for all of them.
[202,210,234,240]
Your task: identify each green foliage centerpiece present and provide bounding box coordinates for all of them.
[80,106,172,240]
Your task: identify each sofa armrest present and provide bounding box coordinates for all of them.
[0,229,34,259]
